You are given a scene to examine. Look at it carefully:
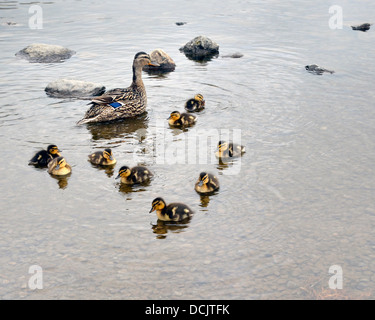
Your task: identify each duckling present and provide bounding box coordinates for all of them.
[168,111,196,127]
[29,144,61,167]
[115,165,153,185]
[47,156,72,176]
[184,94,205,112]
[88,148,116,166]
[216,140,245,159]
[149,197,193,221]
[195,172,220,194]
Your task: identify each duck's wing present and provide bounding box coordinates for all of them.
[77,89,142,125]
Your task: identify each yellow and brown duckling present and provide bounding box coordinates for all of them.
[184,94,205,112]
[168,111,197,127]
[216,140,245,159]
[195,172,220,194]
[116,165,153,185]
[149,197,193,221]
[88,148,116,166]
[47,156,72,176]
[29,144,61,167]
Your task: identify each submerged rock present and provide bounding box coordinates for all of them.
[175,22,187,26]
[16,43,76,63]
[179,36,219,61]
[45,79,105,98]
[142,49,176,73]
[221,52,244,58]
[351,23,372,32]
[305,64,334,75]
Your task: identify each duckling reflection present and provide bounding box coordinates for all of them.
[151,218,192,239]
[86,113,148,141]
[49,172,71,189]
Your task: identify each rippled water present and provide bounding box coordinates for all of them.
[1,0,375,299]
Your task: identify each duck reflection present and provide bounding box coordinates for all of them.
[86,113,148,141]
[117,180,151,194]
[49,173,71,190]
[151,218,192,239]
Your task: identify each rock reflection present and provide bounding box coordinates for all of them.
[151,218,192,239]
[86,113,148,141]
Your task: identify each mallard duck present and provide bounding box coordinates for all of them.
[77,52,159,125]
[88,148,116,166]
[185,94,205,112]
[216,141,245,159]
[29,144,61,167]
[195,172,220,194]
[149,197,193,221]
[115,165,153,185]
[47,156,72,176]
[168,111,197,127]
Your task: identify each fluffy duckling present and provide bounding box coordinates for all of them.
[185,94,205,112]
[47,156,72,176]
[116,165,153,185]
[29,144,61,167]
[195,172,220,194]
[168,111,197,127]
[149,197,193,221]
[216,140,245,159]
[88,148,116,166]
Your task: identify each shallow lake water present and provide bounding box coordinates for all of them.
[0,0,375,299]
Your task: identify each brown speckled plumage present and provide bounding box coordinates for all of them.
[77,52,157,125]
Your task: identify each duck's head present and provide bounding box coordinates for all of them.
[47,144,61,156]
[217,141,228,152]
[103,148,114,161]
[149,197,166,213]
[55,156,67,170]
[197,172,209,187]
[168,111,181,121]
[116,166,131,179]
[133,52,159,68]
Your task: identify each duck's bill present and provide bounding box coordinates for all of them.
[149,207,155,213]
[115,174,120,179]
[148,61,160,67]
[198,181,204,187]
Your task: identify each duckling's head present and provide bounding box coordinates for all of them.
[133,52,159,68]
[149,197,166,213]
[47,144,61,156]
[168,111,181,121]
[55,156,67,170]
[103,148,114,161]
[217,141,228,151]
[116,166,131,179]
[194,94,205,105]
[197,172,209,187]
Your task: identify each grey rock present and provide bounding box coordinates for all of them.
[351,23,372,32]
[143,49,176,73]
[179,35,219,61]
[45,79,105,98]
[305,64,335,75]
[16,43,76,63]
